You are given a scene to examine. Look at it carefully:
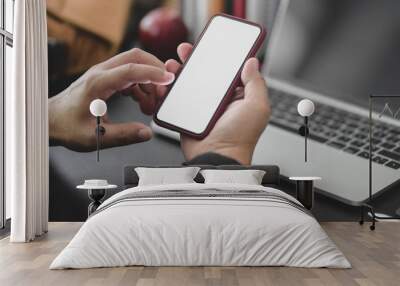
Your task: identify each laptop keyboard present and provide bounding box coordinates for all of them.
[268,87,400,170]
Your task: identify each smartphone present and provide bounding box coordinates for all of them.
[154,14,266,139]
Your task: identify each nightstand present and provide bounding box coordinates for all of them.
[289,177,321,210]
[77,180,117,217]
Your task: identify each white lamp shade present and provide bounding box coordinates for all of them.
[297,99,315,117]
[90,99,107,117]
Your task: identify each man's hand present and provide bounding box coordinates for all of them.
[165,43,271,164]
[49,48,175,152]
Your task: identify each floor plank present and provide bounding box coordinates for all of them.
[0,222,399,286]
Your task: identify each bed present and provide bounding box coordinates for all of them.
[50,165,350,269]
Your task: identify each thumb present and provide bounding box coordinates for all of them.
[241,58,268,102]
[100,122,153,148]
[241,57,261,85]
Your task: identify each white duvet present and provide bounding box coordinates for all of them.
[50,183,350,269]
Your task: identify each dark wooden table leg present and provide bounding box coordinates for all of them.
[87,189,106,217]
[296,180,314,210]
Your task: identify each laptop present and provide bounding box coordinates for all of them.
[152,0,400,205]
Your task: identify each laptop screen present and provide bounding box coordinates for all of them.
[267,0,400,109]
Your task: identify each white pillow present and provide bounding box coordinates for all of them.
[135,167,200,186]
[200,169,266,185]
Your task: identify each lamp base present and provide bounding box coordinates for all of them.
[360,203,400,231]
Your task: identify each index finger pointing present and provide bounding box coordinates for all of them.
[98,48,166,71]
[92,63,175,100]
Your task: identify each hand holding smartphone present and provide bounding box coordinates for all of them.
[154,14,266,139]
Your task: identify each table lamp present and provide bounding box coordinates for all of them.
[89,99,107,162]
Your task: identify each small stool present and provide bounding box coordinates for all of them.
[289,177,321,210]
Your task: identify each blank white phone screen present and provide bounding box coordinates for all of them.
[156,15,261,134]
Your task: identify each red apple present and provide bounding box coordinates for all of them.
[139,7,188,61]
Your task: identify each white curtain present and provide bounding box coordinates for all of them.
[7,0,49,242]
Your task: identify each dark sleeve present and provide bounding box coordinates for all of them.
[183,152,241,166]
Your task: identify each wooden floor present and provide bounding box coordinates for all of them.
[0,222,399,286]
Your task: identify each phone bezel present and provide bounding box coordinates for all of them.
[154,13,266,139]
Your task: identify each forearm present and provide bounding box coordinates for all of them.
[48,94,62,147]
[183,152,242,166]
[48,87,74,148]
[181,139,255,165]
